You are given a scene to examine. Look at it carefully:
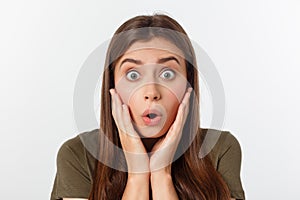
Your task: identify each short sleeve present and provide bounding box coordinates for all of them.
[50,137,92,200]
[216,132,245,200]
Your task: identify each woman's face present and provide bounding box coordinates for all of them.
[114,38,188,138]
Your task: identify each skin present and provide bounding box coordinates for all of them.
[111,38,192,199]
[114,38,188,141]
[110,87,191,199]
[62,38,236,200]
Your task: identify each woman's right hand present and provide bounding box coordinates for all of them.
[109,89,150,175]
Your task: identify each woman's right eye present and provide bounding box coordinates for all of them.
[126,70,140,81]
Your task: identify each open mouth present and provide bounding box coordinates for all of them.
[142,110,162,126]
[147,113,158,119]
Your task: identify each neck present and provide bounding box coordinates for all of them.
[141,137,159,152]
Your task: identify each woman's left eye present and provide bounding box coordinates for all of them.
[160,69,176,80]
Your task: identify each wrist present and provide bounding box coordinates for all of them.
[151,166,172,177]
[128,172,150,183]
[150,170,172,183]
[150,170,178,200]
[123,173,150,200]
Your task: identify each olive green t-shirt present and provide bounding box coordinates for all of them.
[50,128,245,200]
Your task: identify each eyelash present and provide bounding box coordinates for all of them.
[125,68,176,81]
[160,68,176,80]
[126,70,140,81]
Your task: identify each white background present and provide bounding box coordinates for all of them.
[1,0,299,199]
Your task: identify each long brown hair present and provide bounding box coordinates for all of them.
[89,14,231,200]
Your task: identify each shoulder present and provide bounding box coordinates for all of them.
[51,129,99,200]
[57,134,84,163]
[58,134,83,154]
[200,128,245,199]
[56,129,99,171]
[200,128,242,162]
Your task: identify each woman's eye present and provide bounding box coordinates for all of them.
[160,69,175,80]
[126,70,140,81]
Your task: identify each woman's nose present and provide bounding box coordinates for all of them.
[143,84,161,101]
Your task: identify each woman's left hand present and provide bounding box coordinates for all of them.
[149,87,192,174]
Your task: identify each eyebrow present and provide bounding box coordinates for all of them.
[157,56,180,65]
[119,56,180,69]
[119,58,143,68]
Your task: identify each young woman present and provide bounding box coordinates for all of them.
[51,14,245,200]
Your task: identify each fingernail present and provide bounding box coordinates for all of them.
[109,89,113,95]
[188,87,193,93]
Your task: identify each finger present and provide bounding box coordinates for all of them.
[173,103,185,132]
[164,103,184,142]
[176,89,191,124]
[181,87,192,106]
[182,88,192,120]
[114,91,126,133]
[110,89,117,123]
[178,88,192,122]
[122,104,139,138]
[110,89,125,133]
[167,89,192,138]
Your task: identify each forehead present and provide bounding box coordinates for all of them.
[123,37,185,60]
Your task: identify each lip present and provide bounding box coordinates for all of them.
[142,109,162,126]
[142,109,162,117]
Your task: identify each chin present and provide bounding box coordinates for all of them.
[135,125,169,138]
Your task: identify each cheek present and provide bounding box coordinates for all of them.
[115,79,139,105]
[165,92,180,120]
[116,87,131,105]
[127,94,143,123]
[166,80,186,103]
